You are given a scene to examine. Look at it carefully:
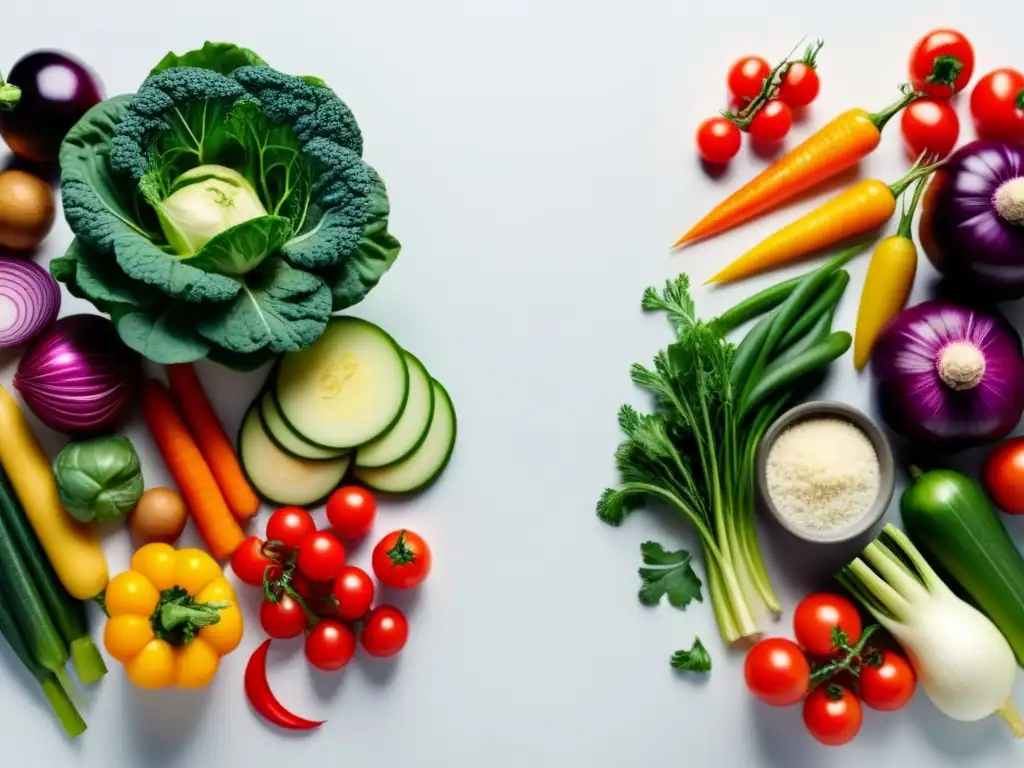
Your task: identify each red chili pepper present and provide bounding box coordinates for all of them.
[245,639,325,731]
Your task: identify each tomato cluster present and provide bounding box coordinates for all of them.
[231,487,432,671]
[744,594,916,747]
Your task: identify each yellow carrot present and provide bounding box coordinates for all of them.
[853,177,929,369]
[708,160,939,284]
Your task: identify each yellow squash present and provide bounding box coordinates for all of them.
[104,543,243,689]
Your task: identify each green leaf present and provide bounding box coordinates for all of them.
[670,637,712,673]
[116,305,213,364]
[205,346,278,371]
[112,234,240,303]
[150,42,269,75]
[319,170,401,310]
[638,541,703,609]
[195,256,331,355]
[186,215,292,276]
[65,239,159,310]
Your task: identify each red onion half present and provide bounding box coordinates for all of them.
[13,314,142,435]
[872,300,1024,451]
[0,257,60,348]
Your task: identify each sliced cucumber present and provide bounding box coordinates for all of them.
[259,392,348,461]
[354,380,456,494]
[276,317,409,449]
[239,407,351,506]
[355,352,435,469]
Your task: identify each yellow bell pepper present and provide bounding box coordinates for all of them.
[104,543,243,689]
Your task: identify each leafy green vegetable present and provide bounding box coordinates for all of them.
[638,541,703,609]
[670,637,711,673]
[53,437,144,524]
[54,42,399,369]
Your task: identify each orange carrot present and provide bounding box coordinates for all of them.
[167,363,260,521]
[675,88,919,247]
[708,160,938,284]
[141,380,244,561]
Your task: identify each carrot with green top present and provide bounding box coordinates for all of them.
[167,364,259,521]
[675,86,920,247]
[708,158,940,284]
[141,380,244,561]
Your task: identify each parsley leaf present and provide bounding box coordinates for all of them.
[670,637,712,673]
[638,541,703,608]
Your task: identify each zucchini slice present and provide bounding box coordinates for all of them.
[259,391,348,461]
[354,380,456,494]
[238,407,351,506]
[355,352,435,469]
[275,317,409,450]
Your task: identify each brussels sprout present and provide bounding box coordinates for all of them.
[54,436,144,523]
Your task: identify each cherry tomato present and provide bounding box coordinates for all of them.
[695,117,741,164]
[748,100,793,143]
[305,619,356,671]
[372,530,432,589]
[971,69,1024,143]
[361,606,409,658]
[900,98,959,160]
[803,686,863,746]
[778,63,820,108]
[744,638,810,707]
[728,56,771,105]
[985,437,1024,515]
[265,507,316,549]
[332,565,375,621]
[231,536,274,587]
[326,486,377,539]
[793,594,863,657]
[291,570,334,602]
[297,531,346,582]
[859,650,916,711]
[909,29,975,99]
[259,594,307,639]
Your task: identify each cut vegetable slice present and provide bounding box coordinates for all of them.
[238,408,351,506]
[354,380,456,494]
[355,352,434,469]
[275,317,409,449]
[259,392,348,461]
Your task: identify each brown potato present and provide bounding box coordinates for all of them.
[0,170,55,250]
[129,487,188,545]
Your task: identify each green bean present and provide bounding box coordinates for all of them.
[777,270,850,353]
[729,311,775,395]
[741,332,852,417]
[763,305,836,377]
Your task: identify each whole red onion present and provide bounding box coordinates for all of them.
[872,300,1024,451]
[13,314,141,435]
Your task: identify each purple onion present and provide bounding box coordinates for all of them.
[13,314,141,435]
[919,140,1024,300]
[0,257,60,348]
[872,300,1024,451]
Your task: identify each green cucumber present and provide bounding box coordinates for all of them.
[0,467,106,684]
[259,392,349,461]
[901,468,1024,665]
[356,351,435,469]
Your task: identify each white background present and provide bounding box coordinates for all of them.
[1,1,1022,766]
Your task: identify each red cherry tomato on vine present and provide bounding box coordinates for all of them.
[326,486,377,539]
[744,638,810,706]
[909,29,975,99]
[231,536,274,587]
[971,69,1024,143]
[859,650,916,711]
[901,98,959,159]
[696,117,741,164]
[332,565,375,620]
[297,531,346,582]
[260,595,307,639]
[748,100,793,143]
[728,56,771,105]
[803,686,863,746]
[778,63,820,108]
[793,593,863,657]
[372,530,432,589]
[266,507,316,549]
[361,606,409,658]
[305,619,356,671]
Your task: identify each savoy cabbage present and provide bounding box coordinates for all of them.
[52,42,400,369]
